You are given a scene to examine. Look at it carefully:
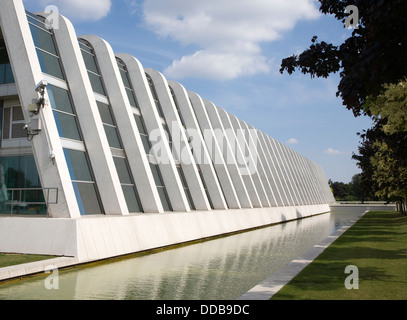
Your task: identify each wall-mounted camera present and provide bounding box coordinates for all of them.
[35,80,48,93]
[30,80,48,115]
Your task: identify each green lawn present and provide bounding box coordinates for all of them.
[272,210,407,300]
[0,253,55,268]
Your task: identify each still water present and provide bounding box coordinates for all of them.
[0,206,370,300]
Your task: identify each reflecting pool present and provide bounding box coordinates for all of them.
[0,206,372,300]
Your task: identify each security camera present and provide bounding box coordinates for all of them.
[23,124,29,131]
[35,80,48,93]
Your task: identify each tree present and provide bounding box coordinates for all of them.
[280,0,407,213]
[280,0,407,117]
[370,140,407,213]
[328,174,373,202]
[364,78,407,135]
[352,122,407,214]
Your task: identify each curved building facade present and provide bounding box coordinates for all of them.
[0,0,334,262]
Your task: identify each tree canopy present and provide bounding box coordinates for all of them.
[280,0,407,213]
[280,0,407,117]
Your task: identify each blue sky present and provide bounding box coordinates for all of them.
[23,0,373,183]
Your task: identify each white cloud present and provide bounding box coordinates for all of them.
[38,0,111,21]
[286,138,299,145]
[325,147,349,155]
[142,0,320,80]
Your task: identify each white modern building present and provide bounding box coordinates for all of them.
[0,0,334,263]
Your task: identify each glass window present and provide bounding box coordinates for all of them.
[149,162,172,211]
[146,73,165,118]
[3,64,14,84]
[140,135,150,154]
[113,157,132,185]
[149,162,163,187]
[64,149,103,215]
[113,157,142,213]
[26,13,47,29]
[88,72,106,95]
[126,88,137,107]
[36,49,64,79]
[134,114,147,135]
[80,50,99,74]
[12,106,24,121]
[73,182,103,215]
[47,85,82,141]
[2,106,27,140]
[11,123,26,139]
[157,187,171,212]
[53,111,81,141]
[119,68,131,88]
[177,165,195,210]
[0,155,46,215]
[0,39,15,84]
[121,185,142,213]
[79,40,106,96]
[104,124,122,149]
[97,101,115,125]
[29,24,57,55]
[170,86,186,127]
[2,107,10,139]
[64,149,93,182]
[47,85,74,113]
[27,17,65,80]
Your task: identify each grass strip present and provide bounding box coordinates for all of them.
[0,253,55,268]
[271,210,407,300]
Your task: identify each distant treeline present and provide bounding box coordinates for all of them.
[329,174,376,202]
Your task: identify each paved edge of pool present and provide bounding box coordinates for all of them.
[0,256,79,283]
[237,210,368,300]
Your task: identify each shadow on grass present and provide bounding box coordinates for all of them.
[272,264,396,300]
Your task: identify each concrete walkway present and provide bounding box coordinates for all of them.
[0,256,79,282]
[237,211,368,300]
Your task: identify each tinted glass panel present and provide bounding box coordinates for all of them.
[4,64,14,83]
[141,135,151,154]
[122,185,142,213]
[0,64,5,84]
[97,101,114,125]
[0,155,46,215]
[88,72,105,95]
[157,187,171,212]
[149,163,163,186]
[73,182,103,215]
[81,50,99,74]
[36,49,64,79]
[3,108,10,139]
[12,107,24,121]
[104,125,122,149]
[29,24,57,55]
[47,85,74,114]
[133,114,147,135]
[113,157,132,184]
[53,111,81,141]
[11,124,26,139]
[126,89,137,107]
[119,69,131,88]
[78,42,93,54]
[63,149,93,182]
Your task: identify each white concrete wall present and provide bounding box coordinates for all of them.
[0,204,331,263]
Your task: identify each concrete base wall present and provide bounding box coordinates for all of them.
[0,204,330,263]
